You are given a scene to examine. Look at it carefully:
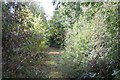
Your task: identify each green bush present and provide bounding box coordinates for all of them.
[59,2,119,78]
[2,3,49,78]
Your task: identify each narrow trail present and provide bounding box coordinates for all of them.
[44,47,64,78]
[47,47,64,54]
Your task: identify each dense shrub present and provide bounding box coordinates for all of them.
[2,2,49,78]
[59,2,120,78]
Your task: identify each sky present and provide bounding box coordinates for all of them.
[39,0,56,20]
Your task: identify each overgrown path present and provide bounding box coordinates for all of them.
[44,47,64,78]
[47,47,64,54]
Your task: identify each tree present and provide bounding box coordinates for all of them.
[2,2,49,78]
[57,2,120,78]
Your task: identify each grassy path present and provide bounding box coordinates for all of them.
[44,47,63,78]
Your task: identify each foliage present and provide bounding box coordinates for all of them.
[2,2,49,78]
[2,1,120,79]
[58,2,120,78]
[48,19,65,48]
